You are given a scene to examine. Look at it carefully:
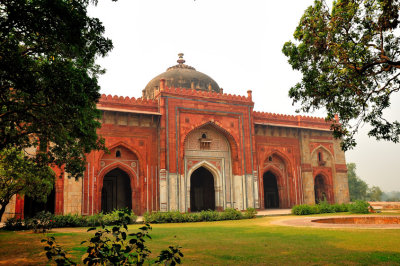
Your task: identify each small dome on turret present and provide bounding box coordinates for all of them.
[142,53,220,99]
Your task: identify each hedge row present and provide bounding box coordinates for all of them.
[291,200,370,215]
[143,208,257,223]
[4,208,137,231]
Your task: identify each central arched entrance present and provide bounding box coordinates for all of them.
[263,171,279,209]
[314,174,327,204]
[190,167,215,212]
[101,168,132,213]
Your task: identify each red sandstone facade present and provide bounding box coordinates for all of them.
[5,55,349,220]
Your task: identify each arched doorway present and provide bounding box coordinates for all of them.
[263,171,279,208]
[314,175,327,204]
[24,187,55,218]
[190,167,215,212]
[101,168,132,213]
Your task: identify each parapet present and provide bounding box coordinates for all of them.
[253,111,333,131]
[97,94,159,114]
[155,85,254,105]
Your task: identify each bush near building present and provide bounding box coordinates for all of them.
[144,208,257,224]
[4,208,137,231]
[292,201,371,215]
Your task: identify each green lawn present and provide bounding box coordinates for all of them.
[1,215,400,265]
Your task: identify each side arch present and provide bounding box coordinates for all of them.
[310,145,334,162]
[262,164,287,208]
[264,149,292,169]
[97,162,140,214]
[313,171,335,204]
[98,141,145,176]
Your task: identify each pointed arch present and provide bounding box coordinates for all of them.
[264,149,292,169]
[310,145,334,160]
[98,141,144,176]
[98,162,137,193]
[97,162,139,214]
[182,121,239,174]
[183,121,239,156]
[186,160,225,211]
[262,164,287,208]
[313,171,334,204]
[187,160,221,189]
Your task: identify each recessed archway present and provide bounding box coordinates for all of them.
[314,174,327,204]
[190,167,215,212]
[24,186,55,218]
[101,168,132,213]
[263,171,279,209]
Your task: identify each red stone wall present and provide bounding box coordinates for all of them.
[255,132,302,208]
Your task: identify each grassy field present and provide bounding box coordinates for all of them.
[1,215,400,265]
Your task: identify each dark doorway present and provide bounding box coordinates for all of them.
[314,175,327,204]
[263,171,279,208]
[24,186,55,218]
[190,167,215,212]
[101,168,132,213]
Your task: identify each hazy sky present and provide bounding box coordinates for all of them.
[88,0,400,191]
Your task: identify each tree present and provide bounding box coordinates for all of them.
[282,0,400,150]
[367,185,383,201]
[347,163,368,201]
[0,0,114,179]
[382,191,400,201]
[0,147,54,220]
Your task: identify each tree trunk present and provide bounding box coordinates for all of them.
[0,202,8,222]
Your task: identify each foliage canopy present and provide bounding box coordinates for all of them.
[0,147,54,220]
[0,0,113,179]
[283,0,400,150]
[347,162,368,201]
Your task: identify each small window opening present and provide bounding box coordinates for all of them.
[317,151,326,166]
[116,150,121,158]
[268,156,273,162]
[199,133,211,150]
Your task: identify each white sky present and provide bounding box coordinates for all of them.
[88,0,400,191]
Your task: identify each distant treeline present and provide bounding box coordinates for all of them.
[381,191,400,202]
[347,163,399,202]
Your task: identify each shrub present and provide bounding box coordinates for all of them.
[292,202,353,215]
[316,200,335,213]
[2,208,137,232]
[332,203,349,213]
[25,211,55,233]
[199,210,221,221]
[243,208,257,219]
[85,212,104,227]
[292,204,314,215]
[221,208,243,220]
[53,214,87,228]
[43,222,184,265]
[348,200,370,214]
[101,208,137,225]
[143,209,256,224]
[4,217,26,231]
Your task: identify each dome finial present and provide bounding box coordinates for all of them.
[177,53,185,64]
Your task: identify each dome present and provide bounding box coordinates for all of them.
[142,53,221,99]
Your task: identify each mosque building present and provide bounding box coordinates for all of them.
[3,54,349,220]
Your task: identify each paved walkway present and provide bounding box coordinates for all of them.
[271,215,400,229]
[256,209,292,216]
